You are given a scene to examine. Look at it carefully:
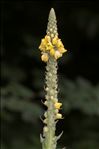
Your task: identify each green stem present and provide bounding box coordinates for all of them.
[42,57,58,149]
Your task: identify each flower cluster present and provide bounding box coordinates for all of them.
[39,35,67,62]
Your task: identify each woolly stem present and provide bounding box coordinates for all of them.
[43,57,58,149]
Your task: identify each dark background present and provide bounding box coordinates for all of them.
[1,1,99,149]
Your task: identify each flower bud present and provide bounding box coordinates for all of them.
[45,87,49,91]
[43,118,47,124]
[43,126,48,133]
[56,113,62,119]
[44,101,48,106]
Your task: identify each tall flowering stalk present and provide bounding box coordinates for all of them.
[39,8,67,149]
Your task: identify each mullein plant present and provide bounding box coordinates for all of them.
[39,8,67,149]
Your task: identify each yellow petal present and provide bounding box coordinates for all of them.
[52,36,58,45]
[54,102,62,109]
[41,53,49,62]
[46,42,53,50]
[58,47,67,54]
[41,39,47,45]
[50,48,55,56]
[39,44,45,51]
[39,45,42,50]
[45,35,51,42]
[57,39,63,48]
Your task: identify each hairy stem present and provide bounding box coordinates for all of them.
[43,57,58,149]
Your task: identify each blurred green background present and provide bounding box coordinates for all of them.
[1,1,99,149]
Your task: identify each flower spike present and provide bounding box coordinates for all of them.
[39,8,67,62]
[39,8,67,149]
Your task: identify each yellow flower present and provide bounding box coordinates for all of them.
[39,36,51,51]
[56,113,62,119]
[39,35,67,60]
[45,35,51,42]
[52,36,58,45]
[54,51,62,59]
[41,53,49,62]
[50,48,55,56]
[56,39,63,48]
[39,39,46,51]
[54,102,62,109]
[46,42,53,51]
[58,47,67,54]
[42,38,47,44]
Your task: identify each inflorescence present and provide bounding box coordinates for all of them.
[39,35,67,62]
